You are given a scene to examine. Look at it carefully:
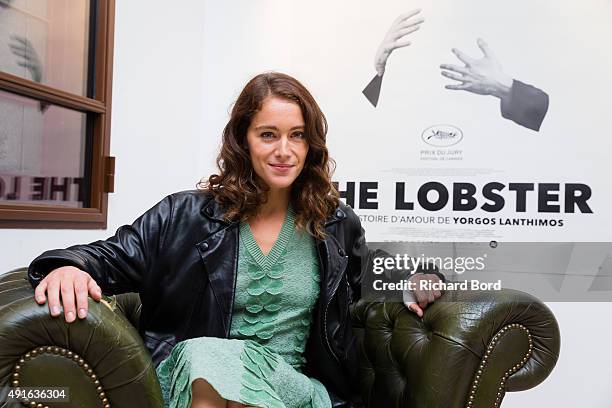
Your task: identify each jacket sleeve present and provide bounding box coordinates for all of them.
[500,79,549,131]
[27,194,174,295]
[345,207,369,303]
[344,207,446,304]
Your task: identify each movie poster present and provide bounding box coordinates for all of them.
[201,0,612,243]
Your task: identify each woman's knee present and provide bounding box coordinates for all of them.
[192,378,213,395]
[191,378,225,408]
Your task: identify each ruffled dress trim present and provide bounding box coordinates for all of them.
[237,206,295,341]
[239,341,285,408]
[290,243,321,368]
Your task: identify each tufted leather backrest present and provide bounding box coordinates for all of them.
[115,292,142,331]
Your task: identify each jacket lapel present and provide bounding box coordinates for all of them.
[320,233,349,298]
[319,208,349,301]
[196,199,239,337]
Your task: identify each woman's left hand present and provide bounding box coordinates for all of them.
[403,273,443,317]
[374,9,425,76]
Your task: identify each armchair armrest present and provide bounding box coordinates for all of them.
[351,289,560,408]
[0,268,163,408]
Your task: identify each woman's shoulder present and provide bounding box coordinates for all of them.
[325,201,362,234]
[167,190,213,205]
[329,201,358,222]
[155,189,216,216]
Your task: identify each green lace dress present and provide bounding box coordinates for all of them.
[155,207,331,408]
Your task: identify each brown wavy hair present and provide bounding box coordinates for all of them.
[198,72,340,239]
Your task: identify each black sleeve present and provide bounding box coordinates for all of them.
[500,79,550,131]
[345,207,369,303]
[344,207,445,304]
[27,194,174,295]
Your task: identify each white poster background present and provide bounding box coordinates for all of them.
[200,0,612,242]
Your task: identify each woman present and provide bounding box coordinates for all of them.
[28,72,442,408]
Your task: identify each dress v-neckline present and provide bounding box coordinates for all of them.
[240,206,295,269]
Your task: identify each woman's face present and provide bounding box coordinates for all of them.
[246,96,309,193]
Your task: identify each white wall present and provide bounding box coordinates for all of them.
[505,302,612,407]
[1,1,611,407]
[0,0,209,272]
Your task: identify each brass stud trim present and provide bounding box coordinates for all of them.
[10,345,111,407]
[464,324,534,408]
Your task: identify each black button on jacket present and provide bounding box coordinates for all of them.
[27,190,369,407]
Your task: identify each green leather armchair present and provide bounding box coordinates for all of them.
[0,268,560,408]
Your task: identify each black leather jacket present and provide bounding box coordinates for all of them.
[27,190,368,407]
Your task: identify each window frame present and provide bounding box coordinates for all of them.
[0,0,116,229]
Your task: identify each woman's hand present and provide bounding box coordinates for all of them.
[403,273,442,317]
[374,9,424,76]
[33,266,103,323]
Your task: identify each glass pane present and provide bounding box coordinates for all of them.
[0,0,92,97]
[0,90,92,208]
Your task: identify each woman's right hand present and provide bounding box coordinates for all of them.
[33,266,103,323]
